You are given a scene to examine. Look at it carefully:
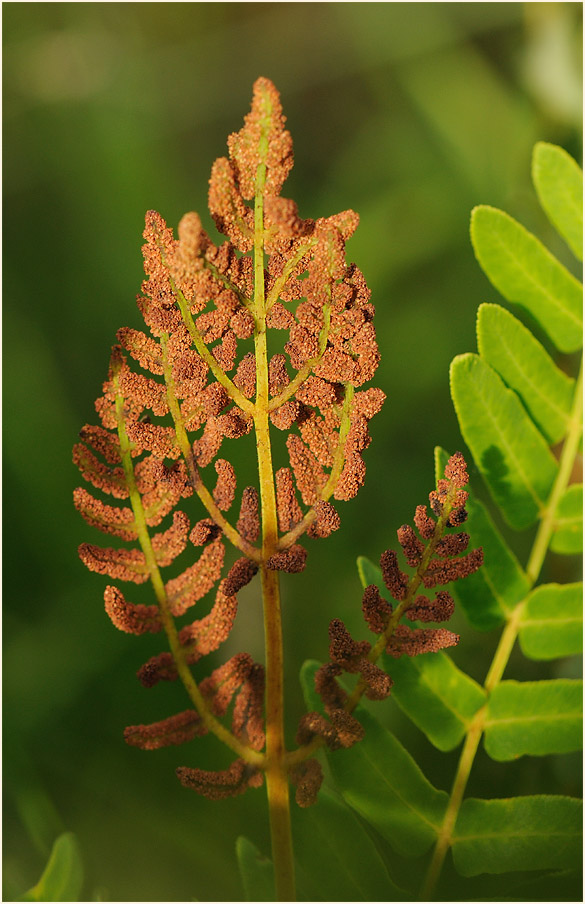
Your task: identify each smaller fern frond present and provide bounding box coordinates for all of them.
[287,452,483,799]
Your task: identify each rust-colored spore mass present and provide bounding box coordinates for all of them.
[104,585,162,634]
[176,759,263,799]
[291,759,323,808]
[266,544,307,573]
[386,625,460,658]
[124,709,205,750]
[380,550,409,601]
[328,619,370,670]
[362,584,392,634]
[405,590,455,624]
[237,487,260,542]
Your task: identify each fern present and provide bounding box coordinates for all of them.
[293,142,582,902]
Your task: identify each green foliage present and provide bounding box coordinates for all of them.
[290,788,399,901]
[439,142,583,893]
[238,788,399,902]
[237,837,275,902]
[551,485,583,554]
[476,303,575,445]
[384,651,486,753]
[300,662,448,860]
[452,796,582,877]
[450,353,558,530]
[469,205,582,353]
[519,583,583,660]
[484,679,583,760]
[296,142,582,901]
[532,142,583,261]
[19,833,83,903]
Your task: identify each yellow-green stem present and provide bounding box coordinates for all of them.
[253,137,296,900]
[420,357,583,901]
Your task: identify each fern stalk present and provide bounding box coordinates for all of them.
[252,109,295,900]
[420,356,583,901]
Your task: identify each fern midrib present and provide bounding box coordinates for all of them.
[520,615,581,628]
[453,826,579,842]
[405,659,486,728]
[250,97,296,903]
[420,355,583,901]
[484,710,580,728]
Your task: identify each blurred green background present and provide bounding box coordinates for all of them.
[4,3,582,901]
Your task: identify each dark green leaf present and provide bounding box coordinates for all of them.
[484,679,582,760]
[452,795,582,876]
[477,303,575,444]
[551,485,583,554]
[236,837,275,902]
[532,142,583,261]
[384,652,486,752]
[291,787,402,901]
[519,582,583,660]
[491,868,583,903]
[20,833,83,902]
[324,707,448,858]
[450,354,558,529]
[435,446,531,629]
[470,205,582,353]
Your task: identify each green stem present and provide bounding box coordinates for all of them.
[419,357,583,901]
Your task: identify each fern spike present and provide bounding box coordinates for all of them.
[74,78,384,901]
[286,451,483,768]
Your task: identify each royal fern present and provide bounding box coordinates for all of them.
[74,74,579,901]
[74,79,486,901]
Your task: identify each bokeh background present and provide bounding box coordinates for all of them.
[3,3,582,901]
